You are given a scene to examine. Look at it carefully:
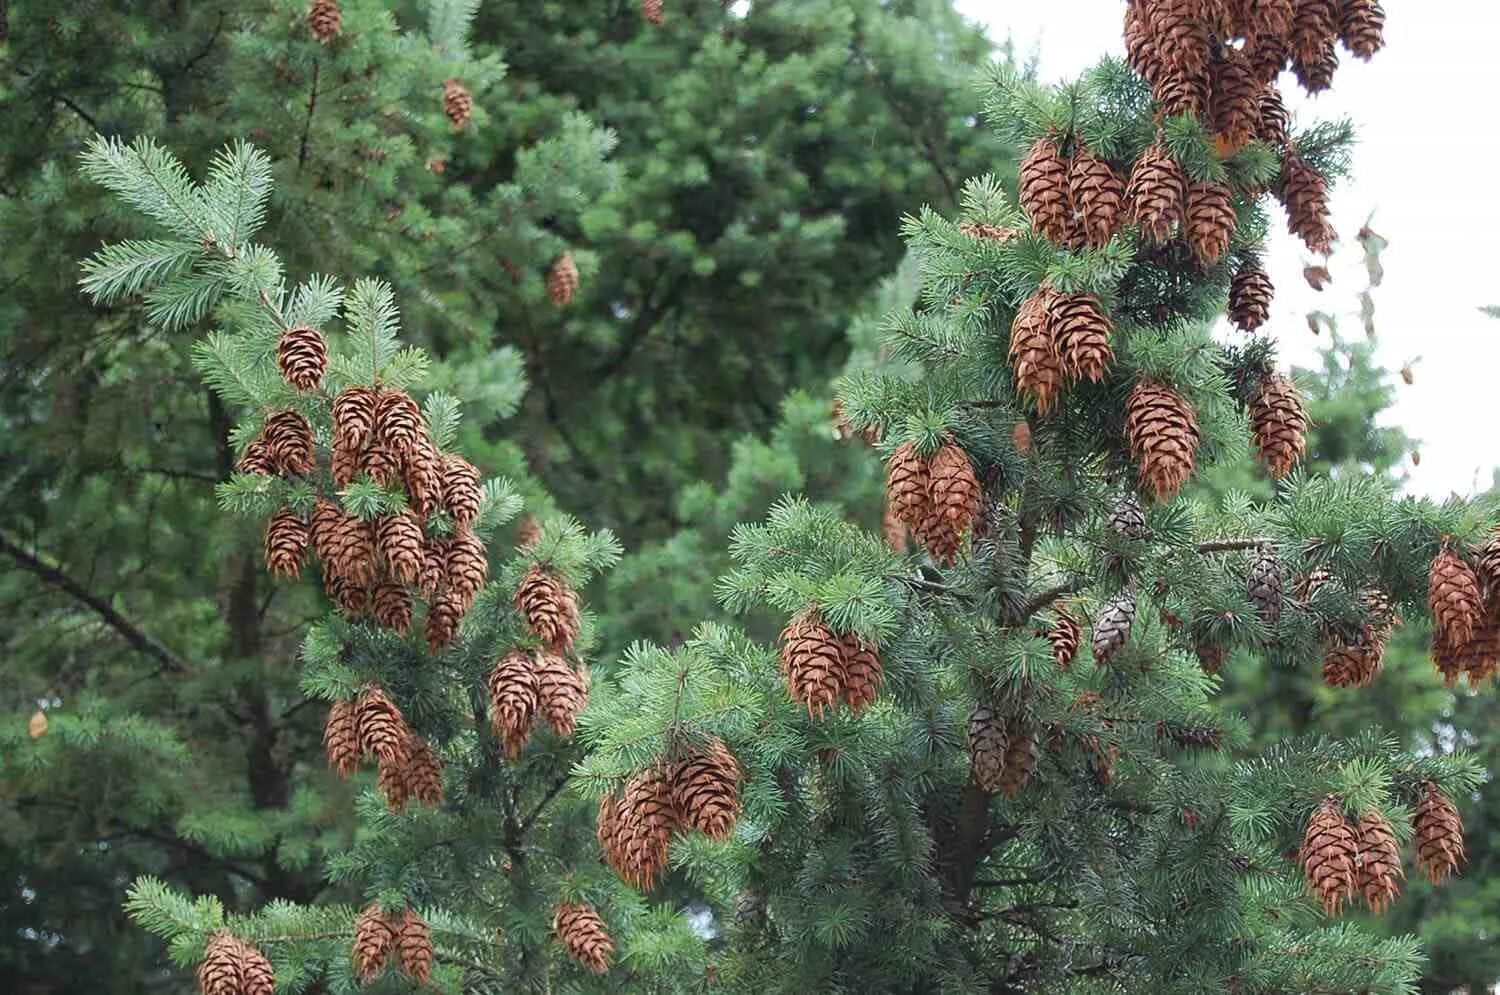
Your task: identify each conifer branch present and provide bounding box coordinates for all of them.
[1021,580,1083,618]
[1196,538,1273,553]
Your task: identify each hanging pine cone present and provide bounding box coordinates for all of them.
[1093,591,1138,664]
[1069,144,1125,248]
[264,509,309,578]
[1185,180,1237,267]
[1278,148,1335,254]
[323,699,361,778]
[1258,86,1290,147]
[444,526,489,610]
[640,0,664,26]
[263,410,315,476]
[440,453,483,527]
[968,706,1010,793]
[1051,293,1115,383]
[1249,373,1308,479]
[1429,543,1484,650]
[885,441,933,532]
[1300,796,1358,915]
[1247,544,1284,625]
[1048,611,1082,669]
[999,719,1038,798]
[1356,808,1403,914]
[236,937,274,995]
[327,511,376,586]
[1339,0,1385,59]
[324,573,368,618]
[597,792,629,876]
[353,903,398,981]
[1018,136,1074,244]
[442,78,473,129]
[404,438,443,517]
[1475,528,1500,595]
[309,498,343,562]
[418,535,448,599]
[555,903,614,973]
[1152,0,1211,76]
[197,932,244,995]
[488,651,539,758]
[1322,633,1376,688]
[375,512,424,586]
[1248,30,1291,84]
[1009,287,1066,413]
[333,385,378,452]
[777,609,846,718]
[1126,381,1201,501]
[276,324,328,392]
[1153,67,1210,118]
[1467,609,1500,684]
[1431,629,1464,688]
[1229,260,1274,332]
[1124,141,1187,244]
[916,500,963,567]
[1211,47,1260,151]
[1290,0,1339,64]
[547,252,581,307]
[957,220,1018,242]
[619,765,678,889]
[929,439,981,535]
[332,441,360,487]
[839,632,884,712]
[1293,43,1338,94]
[307,0,342,44]
[1195,640,1227,675]
[395,908,434,984]
[1124,0,1165,85]
[1414,781,1465,884]
[515,564,582,651]
[377,752,410,811]
[235,439,275,476]
[1257,0,1296,38]
[670,736,742,841]
[371,580,413,635]
[1109,493,1151,539]
[536,652,589,736]
[881,500,908,554]
[405,735,444,808]
[361,441,401,488]
[374,390,424,458]
[424,593,462,653]
[357,686,410,768]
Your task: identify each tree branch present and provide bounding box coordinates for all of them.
[1195,538,1272,554]
[0,532,190,673]
[1021,579,1083,618]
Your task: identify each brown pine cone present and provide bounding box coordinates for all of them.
[957,220,1018,242]
[488,651,539,757]
[881,500,908,554]
[777,609,847,718]
[307,0,342,44]
[1151,0,1210,76]
[670,736,743,842]
[1068,144,1125,248]
[397,907,434,984]
[405,735,445,808]
[1258,85,1290,146]
[618,765,678,889]
[361,441,401,488]
[197,932,244,995]
[968,706,1009,793]
[1048,610,1081,669]
[443,78,473,129]
[424,593,463,653]
[1429,544,1484,650]
[1323,633,1377,688]
[1211,47,1260,151]
[929,439,981,535]
[376,512,425,586]
[263,410,315,476]
[419,536,448,599]
[1414,781,1465,884]
[374,390,424,458]
[1290,0,1339,65]
[1431,629,1464,688]
[1018,136,1074,244]
[998,718,1037,798]
[839,632,884,713]
[1476,527,1500,595]
[276,324,328,391]
[236,438,275,476]
[1153,67,1209,118]
[915,501,963,567]
[548,251,581,307]
[515,564,582,651]
[1124,0,1165,85]
[1248,30,1291,84]
[517,514,543,551]
[324,572,369,618]
[1293,43,1338,94]
[1185,181,1237,267]
[234,937,275,995]
[597,792,628,874]
[323,699,361,778]
[1126,381,1201,501]
[332,440,360,487]
[1092,591,1138,664]
[1356,808,1404,914]
[1249,373,1308,480]
[535,651,589,736]
[1124,141,1187,244]
[641,0,664,26]
[353,903,398,981]
[440,454,483,527]
[311,497,348,568]
[357,686,410,768]
[1278,148,1335,255]
[554,902,614,973]
[378,752,410,811]
[445,526,490,609]
[1229,260,1274,332]
[264,509,310,578]
[1256,0,1296,38]
[1300,796,1358,915]
[328,511,377,587]
[1050,292,1114,383]
[1009,287,1066,413]
[333,385,378,453]
[1339,0,1385,59]
[371,580,413,635]
[404,438,443,517]
[1195,640,1227,675]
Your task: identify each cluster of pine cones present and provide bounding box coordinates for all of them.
[968,707,1039,797]
[596,736,743,890]
[486,564,590,758]
[1009,286,1114,413]
[196,932,275,995]
[776,608,885,718]
[352,903,433,984]
[883,438,981,565]
[1300,783,1463,918]
[1289,569,1397,688]
[554,903,614,973]
[323,686,444,812]
[1428,536,1500,686]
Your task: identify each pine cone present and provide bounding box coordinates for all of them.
[262,410,315,476]
[443,78,473,129]
[839,632,884,712]
[236,439,275,476]
[333,385,378,453]
[536,651,589,736]
[1229,260,1274,332]
[405,735,444,808]
[1124,141,1187,244]
[957,220,1018,242]
[1293,43,1338,94]
[424,593,463,653]
[1069,144,1125,248]
[1247,544,1283,625]
[235,937,274,995]
[1048,611,1082,669]
[197,932,244,995]
[374,390,424,458]
[929,439,981,535]
[419,535,448,599]
[1356,808,1403,914]
[445,526,490,609]
[264,509,310,578]
[547,252,581,306]
[307,0,342,44]
[1249,373,1308,479]
[378,752,410,811]
[1431,629,1464,688]
[968,706,1010,793]
[916,501,963,567]
[670,736,742,841]
[404,438,443,517]
[1278,148,1335,254]
[1126,381,1201,501]
[554,903,615,973]
[641,0,664,26]
[1211,47,1260,151]
[1248,30,1291,84]
[397,907,434,984]
[597,792,629,874]
[276,324,328,391]
[1008,287,1066,413]
[371,580,413,635]
[1109,494,1151,539]
[881,499,908,553]
[1093,591,1138,664]
[1323,634,1378,688]
[1019,136,1074,244]
[488,651,539,757]
[1475,528,1500,595]
[1339,0,1385,59]
[327,510,376,586]
[323,699,361,778]
[885,441,932,531]
[332,440,360,487]
[618,765,678,889]
[1414,781,1465,884]
[1257,0,1296,38]
[1195,640,1227,675]
[777,609,847,718]
[440,453,483,527]
[517,514,543,551]
[1300,796,1358,915]
[999,718,1038,798]
[1185,180,1237,267]
[1290,0,1339,64]
[1151,0,1211,76]
[357,686,410,768]
[324,572,368,618]
[1124,0,1165,85]
[515,564,582,651]
[1153,67,1209,118]
[1051,292,1114,383]
[1258,86,1290,146]
[361,441,400,488]
[1429,543,1483,649]
[376,512,424,586]
[353,903,398,981]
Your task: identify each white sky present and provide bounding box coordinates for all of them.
[955,0,1500,498]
